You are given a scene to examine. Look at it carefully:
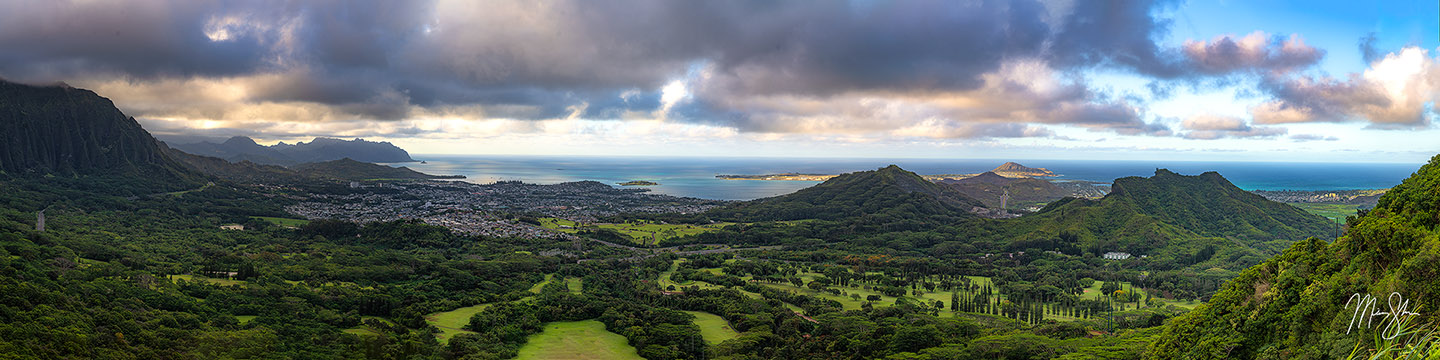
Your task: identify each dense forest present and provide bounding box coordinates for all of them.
[1148,155,1440,359]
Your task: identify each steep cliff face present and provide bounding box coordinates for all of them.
[0,80,194,182]
[1105,169,1332,241]
[171,136,416,165]
[1147,156,1440,359]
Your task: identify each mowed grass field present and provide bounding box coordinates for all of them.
[427,303,491,342]
[529,274,556,293]
[343,316,394,337]
[251,216,311,227]
[427,274,570,343]
[684,311,738,344]
[536,218,734,246]
[515,321,642,360]
[657,260,725,291]
[1079,280,1199,310]
[1288,203,1367,223]
[171,274,246,286]
[566,277,583,294]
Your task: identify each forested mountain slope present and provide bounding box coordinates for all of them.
[0,80,202,193]
[172,136,415,165]
[989,169,1334,267]
[1147,155,1440,359]
[706,165,985,222]
[940,171,1073,209]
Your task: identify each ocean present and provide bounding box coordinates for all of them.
[392,155,1424,201]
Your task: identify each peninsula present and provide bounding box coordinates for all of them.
[717,162,1059,181]
[617,180,660,186]
[715,173,837,181]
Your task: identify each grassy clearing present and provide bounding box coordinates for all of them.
[425,274,558,343]
[529,274,556,294]
[343,316,392,337]
[235,315,256,325]
[657,260,724,291]
[1288,203,1366,223]
[1077,280,1196,311]
[756,271,954,311]
[565,277,583,294]
[171,274,246,286]
[160,182,214,197]
[536,218,734,246]
[251,216,311,227]
[515,320,642,360]
[426,304,491,343]
[685,311,739,344]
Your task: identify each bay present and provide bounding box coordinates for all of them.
[392,155,1422,201]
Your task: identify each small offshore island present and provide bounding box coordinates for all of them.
[717,162,1058,181]
[617,180,660,186]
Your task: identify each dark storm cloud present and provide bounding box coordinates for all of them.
[690,0,1054,95]
[0,0,1335,138]
[0,1,275,79]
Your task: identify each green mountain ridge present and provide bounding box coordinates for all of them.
[0,80,202,192]
[291,158,464,181]
[0,80,453,189]
[1105,169,1333,241]
[694,165,1330,275]
[171,136,416,166]
[166,146,462,183]
[1001,169,1333,268]
[705,165,986,222]
[1147,155,1440,359]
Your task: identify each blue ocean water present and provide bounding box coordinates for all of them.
[394,155,1423,200]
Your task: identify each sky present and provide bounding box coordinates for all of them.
[0,0,1437,162]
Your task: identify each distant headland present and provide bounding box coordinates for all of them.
[617,180,660,186]
[717,162,1058,181]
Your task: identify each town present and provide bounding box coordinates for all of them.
[285,180,724,238]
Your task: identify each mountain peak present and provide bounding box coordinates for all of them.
[707,165,985,221]
[0,79,200,188]
[992,162,1055,177]
[172,135,414,165]
[222,136,260,146]
[1148,155,1440,358]
[1102,169,1329,240]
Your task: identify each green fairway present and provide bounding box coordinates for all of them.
[536,217,734,245]
[1287,203,1366,223]
[529,274,556,293]
[426,304,491,343]
[515,320,642,360]
[171,274,246,286]
[1079,280,1170,311]
[251,216,311,227]
[343,316,392,337]
[684,311,738,344]
[566,277,583,294]
[657,260,724,291]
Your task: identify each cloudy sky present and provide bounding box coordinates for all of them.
[1,0,1437,162]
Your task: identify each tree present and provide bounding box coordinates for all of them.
[890,325,941,353]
